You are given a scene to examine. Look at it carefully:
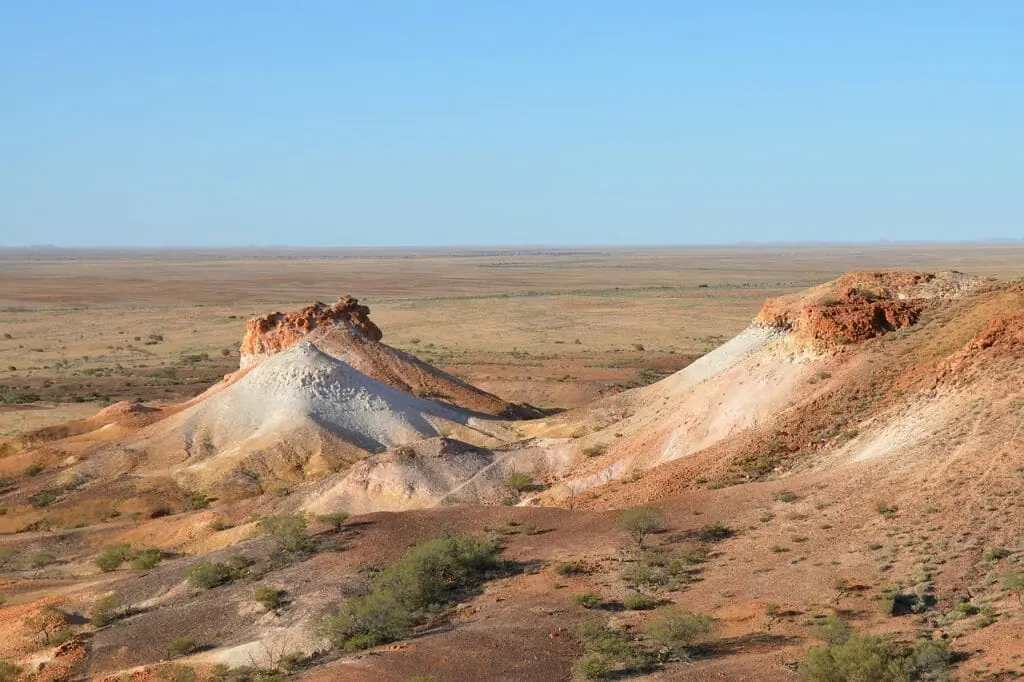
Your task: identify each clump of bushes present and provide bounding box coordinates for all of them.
[643,607,714,661]
[90,594,122,627]
[573,619,648,679]
[319,533,501,652]
[316,512,349,532]
[505,471,535,493]
[254,587,285,611]
[187,556,251,590]
[168,636,199,658]
[622,593,659,610]
[801,618,956,681]
[573,592,603,609]
[95,544,164,572]
[554,561,588,576]
[259,513,316,557]
[616,507,664,549]
[696,523,734,542]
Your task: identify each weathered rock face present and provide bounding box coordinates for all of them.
[240,296,383,368]
[237,296,542,419]
[756,272,980,349]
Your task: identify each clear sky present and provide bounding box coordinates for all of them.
[1,2,1021,247]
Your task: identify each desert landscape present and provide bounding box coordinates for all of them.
[0,245,1022,681]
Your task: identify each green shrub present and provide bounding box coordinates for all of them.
[23,463,44,477]
[182,491,210,511]
[505,471,535,493]
[29,551,56,568]
[554,561,587,576]
[130,548,163,571]
[622,593,659,610]
[574,592,602,609]
[168,636,198,657]
[321,533,501,652]
[696,523,734,542]
[0,662,22,682]
[208,518,232,532]
[573,619,647,678]
[254,587,285,610]
[1001,569,1024,603]
[91,594,121,627]
[95,543,133,572]
[187,560,238,589]
[642,607,714,659]
[802,633,910,681]
[29,489,59,507]
[316,512,349,531]
[259,514,315,555]
[876,501,899,519]
[985,547,1011,561]
[616,507,664,549]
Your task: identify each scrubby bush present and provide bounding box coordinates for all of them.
[1002,568,1024,604]
[774,490,799,503]
[95,543,133,572]
[623,593,659,610]
[254,587,285,610]
[582,444,607,458]
[573,619,648,679]
[696,524,734,542]
[802,618,955,681]
[316,512,349,531]
[259,514,315,556]
[554,561,587,576]
[157,664,197,682]
[29,551,56,568]
[0,662,21,682]
[91,594,121,627]
[643,607,714,659]
[130,548,163,571]
[187,560,239,589]
[23,463,44,477]
[168,636,198,657]
[616,507,664,549]
[876,501,899,519]
[320,533,501,652]
[505,472,535,493]
[29,489,59,507]
[573,592,602,609]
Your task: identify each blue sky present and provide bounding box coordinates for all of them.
[1,1,1021,246]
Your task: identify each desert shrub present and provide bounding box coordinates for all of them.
[91,594,121,627]
[802,633,910,681]
[616,507,664,549]
[574,592,602,609]
[0,548,18,570]
[0,662,21,682]
[168,636,198,657]
[810,615,852,645]
[1001,569,1024,603]
[316,512,349,531]
[582,444,607,458]
[643,607,714,659]
[95,543,134,572]
[774,490,799,503]
[187,560,239,589]
[876,501,899,519]
[321,589,414,652]
[696,523,734,542]
[505,471,534,493]
[23,463,44,477]
[29,489,59,507]
[29,551,56,568]
[209,518,232,532]
[157,664,197,682]
[621,562,662,590]
[321,533,501,652]
[259,514,315,555]
[130,548,163,571]
[554,561,587,576]
[181,491,210,511]
[573,619,648,679]
[50,626,75,645]
[985,547,1011,561]
[623,593,659,610]
[254,587,285,610]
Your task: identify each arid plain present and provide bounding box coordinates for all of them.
[1,245,1023,682]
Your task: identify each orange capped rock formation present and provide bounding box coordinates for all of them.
[240,296,382,366]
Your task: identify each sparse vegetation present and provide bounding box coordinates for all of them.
[95,543,134,572]
[802,619,955,681]
[23,463,44,477]
[187,559,244,589]
[622,592,659,610]
[505,471,535,493]
[574,592,603,609]
[316,511,349,531]
[573,618,648,679]
[1002,569,1024,604]
[696,523,734,542]
[616,506,664,549]
[582,444,607,457]
[168,636,199,658]
[643,607,714,660]
[259,513,315,556]
[0,662,21,682]
[876,501,899,519]
[91,594,122,627]
[319,533,501,652]
[254,587,286,611]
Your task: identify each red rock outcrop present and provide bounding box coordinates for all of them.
[756,271,979,349]
[240,296,382,365]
